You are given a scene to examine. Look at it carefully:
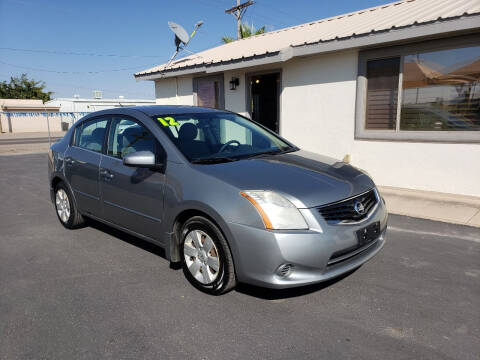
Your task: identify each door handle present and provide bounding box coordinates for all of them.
[65,157,75,166]
[100,169,114,180]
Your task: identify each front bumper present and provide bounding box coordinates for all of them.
[227,199,388,289]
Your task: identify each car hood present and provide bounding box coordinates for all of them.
[194,150,375,208]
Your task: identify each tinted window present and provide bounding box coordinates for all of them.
[107,117,157,159]
[74,118,108,153]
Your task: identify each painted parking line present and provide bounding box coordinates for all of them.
[388,226,480,243]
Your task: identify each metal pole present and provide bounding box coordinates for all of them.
[44,105,51,147]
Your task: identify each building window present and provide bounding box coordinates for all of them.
[400,46,480,131]
[193,75,225,109]
[365,57,400,130]
[356,35,480,142]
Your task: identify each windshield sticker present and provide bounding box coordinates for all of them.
[157,116,179,127]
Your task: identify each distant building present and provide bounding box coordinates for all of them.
[0,98,59,112]
[45,97,155,113]
[0,96,155,133]
[0,99,60,133]
[135,0,480,198]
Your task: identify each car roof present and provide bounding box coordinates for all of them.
[124,105,227,117]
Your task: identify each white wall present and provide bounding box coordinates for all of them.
[281,51,358,160]
[352,141,480,197]
[46,99,155,112]
[153,52,480,197]
[154,77,194,105]
[0,113,65,132]
[224,69,249,118]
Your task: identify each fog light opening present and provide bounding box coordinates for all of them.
[276,263,294,278]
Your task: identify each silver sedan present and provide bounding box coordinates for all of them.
[48,106,387,295]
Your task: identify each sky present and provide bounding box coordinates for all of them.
[0,0,394,100]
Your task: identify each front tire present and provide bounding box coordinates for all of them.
[180,216,236,295]
[54,182,85,229]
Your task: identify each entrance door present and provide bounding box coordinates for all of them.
[248,72,280,133]
[100,115,166,241]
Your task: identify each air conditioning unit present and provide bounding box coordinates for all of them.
[93,90,102,99]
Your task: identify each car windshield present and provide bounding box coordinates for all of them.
[152,112,296,163]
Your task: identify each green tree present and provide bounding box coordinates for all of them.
[222,22,266,43]
[0,74,52,102]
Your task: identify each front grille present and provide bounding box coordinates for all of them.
[317,189,378,223]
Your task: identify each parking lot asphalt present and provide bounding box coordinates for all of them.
[1,153,479,360]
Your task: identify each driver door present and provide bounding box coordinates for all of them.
[100,115,166,241]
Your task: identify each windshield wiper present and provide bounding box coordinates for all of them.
[246,147,298,159]
[191,156,238,164]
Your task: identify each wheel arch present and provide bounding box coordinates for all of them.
[51,175,63,190]
[168,207,237,269]
[50,175,79,211]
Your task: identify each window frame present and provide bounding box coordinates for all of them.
[71,116,110,153]
[193,74,225,110]
[105,114,166,163]
[355,33,480,143]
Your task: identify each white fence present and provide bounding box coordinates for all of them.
[0,112,90,133]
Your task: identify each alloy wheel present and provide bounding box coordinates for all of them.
[55,188,71,223]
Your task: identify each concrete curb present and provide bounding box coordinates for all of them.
[379,186,480,228]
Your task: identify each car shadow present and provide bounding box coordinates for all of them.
[85,217,167,260]
[84,218,359,299]
[234,268,360,300]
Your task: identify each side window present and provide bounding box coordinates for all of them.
[73,118,108,153]
[107,117,158,159]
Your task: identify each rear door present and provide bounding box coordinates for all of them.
[64,116,109,216]
[100,115,166,240]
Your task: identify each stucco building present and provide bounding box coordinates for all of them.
[135,0,480,197]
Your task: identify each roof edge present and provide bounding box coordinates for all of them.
[136,14,480,81]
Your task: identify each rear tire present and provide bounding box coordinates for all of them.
[54,182,85,229]
[180,216,236,295]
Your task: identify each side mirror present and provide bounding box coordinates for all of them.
[123,151,157,168]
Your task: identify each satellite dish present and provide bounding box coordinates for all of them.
[168,21,190,49]
[163,20,204,73]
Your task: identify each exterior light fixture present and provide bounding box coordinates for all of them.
[229,77,239,90]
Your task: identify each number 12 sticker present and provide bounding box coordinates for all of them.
[157,117,179,127]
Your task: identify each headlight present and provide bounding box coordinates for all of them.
[240,190,308,230]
